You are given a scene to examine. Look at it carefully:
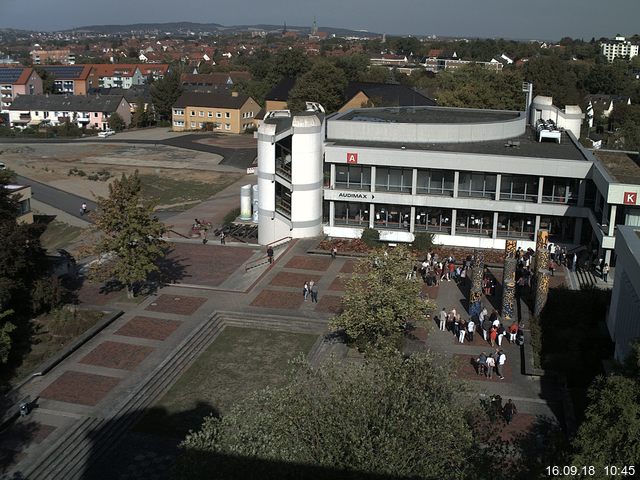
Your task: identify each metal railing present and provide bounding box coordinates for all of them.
[244,236,293,272]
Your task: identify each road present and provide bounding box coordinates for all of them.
[16,175,175,222]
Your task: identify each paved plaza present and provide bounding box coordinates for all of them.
[0,237,568,479]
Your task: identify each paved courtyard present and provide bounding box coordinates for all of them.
[0,237,568,478]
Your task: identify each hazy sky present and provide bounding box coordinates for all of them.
[1,0,639,41]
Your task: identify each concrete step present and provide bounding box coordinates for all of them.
[218,311,328,335]
[20,314,225,480]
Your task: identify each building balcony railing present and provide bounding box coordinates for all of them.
[275,157,292,181]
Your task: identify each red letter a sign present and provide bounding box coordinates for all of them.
[347,152,358,164]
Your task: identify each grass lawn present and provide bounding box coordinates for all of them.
[0,309,104,390]
[135,326,319,438]
[37,219,86,253]
[139,173,242,211]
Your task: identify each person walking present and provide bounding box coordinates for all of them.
[486,355,495,379]
[497,325,506,347]
[467,318,475,342]
[331,246,337,259]
[267,246,274,264]
[439,308,448,331]
[508,322,518,343]
[497,350,506,380]
[489,327,497,348]
[458,318,466,344]
[303,282,309,301]
[310,282,319,303]
[602,263,610,282]
[477,352,487,376]
[503,399,517,424]
[220,231,226,245]
[80,202,87,216]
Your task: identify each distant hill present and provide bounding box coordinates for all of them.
[65,21,379,38]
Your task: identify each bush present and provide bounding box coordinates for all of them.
[360,227,380,247]
[223,207,240,225]
[31,277,64,314]
[412,232,435,252]
[68,167,87,177]
[87,174,99,181]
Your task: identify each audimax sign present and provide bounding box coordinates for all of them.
[337,192,374,200]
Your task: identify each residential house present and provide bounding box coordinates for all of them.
[0,67,43,113]
[39,65,96,95]
[172,92,260,133]
[96,85,153,117]
[30,48,75,65]
[92,64,169,89]
[4,184,33,224]
[339,82,436,111]
[370,54,410,67]
[9,94,131,131]
[422,52,503,73]
[586,94,631,119]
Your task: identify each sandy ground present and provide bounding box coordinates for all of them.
[0,143,229,198]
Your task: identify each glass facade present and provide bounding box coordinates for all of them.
[456,210,494,236]
[334,202,369,226]
[542,178,579,205]
[414,207,452,233]
[500,175,539,202]
[497,213,535,238]
[540,216,576,242]
[335,165,372,190]
[275,183,291,218]
[374,204,411,229]
[375,167,412,193]
[457,173,497,199]
[416,169,454,196]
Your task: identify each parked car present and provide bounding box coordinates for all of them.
[0,162,5,170]
[97,129,115,138]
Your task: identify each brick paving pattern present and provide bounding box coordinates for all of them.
[167,243,254,287]
[250,289,304,310]
[453,353,513,382]
[285,256,331,271]
[499,413,536,441]
[314,295,344,314]
[269,272,322,288]
[340,260,359,273]
[145,294,207,316]
[30,424,57,445]
[80,341,155,370]
[115,316,182,341]
[77,283,125,306]
[328,276,347,291]
[40,371,121,406]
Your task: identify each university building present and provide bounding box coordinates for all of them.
[256,98,640,266]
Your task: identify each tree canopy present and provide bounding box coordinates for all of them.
[330,246,434,352]
[151,68,184,120]
[288,60,348,113]
[89,172,167,297]
[178,353,476,480]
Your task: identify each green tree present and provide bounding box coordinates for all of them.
[35,67,56,94]
[523,56,583,106]
[331,54,371,82]
[178,353,476,480]
[570,373,640,469]
[330,246,434,351]
[108,112,125,131]
[151,68,184,120]
[288,60,348,113]
[273,48,311,78]
[131,98,149,128]
[0,310,16,364]
[89,172,167,298]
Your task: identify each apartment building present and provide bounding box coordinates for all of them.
[30,48,75,65]
[600,36,639,62]
[4,184,33,224]
[38,65,96,95]
[9,94,131,131]
[172,92,260,133]
[92,64,169,89]
[0,67,43,113]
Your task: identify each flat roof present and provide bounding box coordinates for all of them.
[329,127,587,161]
[336,106,521,124]
[594,151,640,184]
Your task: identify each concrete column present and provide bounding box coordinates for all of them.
[329,201,335,227]
[410,206,416,233]
[602,201,609,225]
[578,179,586,207]
[450,209,457,236]
[537,176,544,204]
[453,171,459,198]
[608,204,617,236]
[370,166,376,193]
[574,217,583,245]
[534,215,541,239]
[492,212,499,239]
[330,163,336,189]
[495,174,501,201]
[604,249,612,265]
[411,168,418,196]
[369,203,375,229]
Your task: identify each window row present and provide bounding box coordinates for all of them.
[332,165,578,205]
[332,202,575,241]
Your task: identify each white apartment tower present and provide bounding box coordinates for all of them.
[600,36,639,62]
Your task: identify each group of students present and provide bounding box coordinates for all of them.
[476,349,508,380]
[413,252,474,286]
[438,307,521,347]
[303,280,319,303]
